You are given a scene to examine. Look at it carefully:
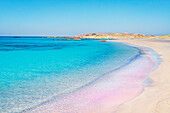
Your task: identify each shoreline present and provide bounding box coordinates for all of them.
[113,39,170,113]
[23,40,160,113]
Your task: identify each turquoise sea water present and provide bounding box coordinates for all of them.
[0,37,140,112]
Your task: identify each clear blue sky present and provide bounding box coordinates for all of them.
[0,0,170,36]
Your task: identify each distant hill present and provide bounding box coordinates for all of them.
[75,33,170,39]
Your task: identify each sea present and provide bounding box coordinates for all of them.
[0,36,141,112]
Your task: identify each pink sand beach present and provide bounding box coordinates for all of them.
[24,39,161,113]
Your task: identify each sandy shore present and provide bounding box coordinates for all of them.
[113,39,170,113]
[23,38,170,113]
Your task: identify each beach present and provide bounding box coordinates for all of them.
[1,0,170,112]
[22,38,162,113]
[113,39,170,113]
[0,37,169,113]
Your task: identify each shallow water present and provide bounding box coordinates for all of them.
[0,37,140,112]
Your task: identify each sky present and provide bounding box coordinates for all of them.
[0,0,170,36]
